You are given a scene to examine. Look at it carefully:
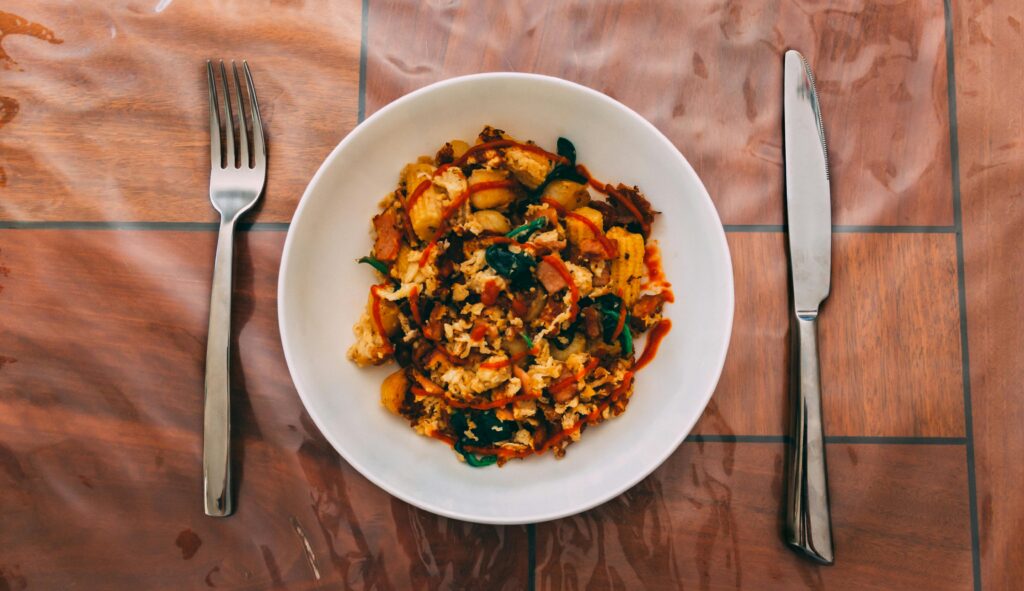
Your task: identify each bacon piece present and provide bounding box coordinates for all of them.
[536,259,568,294]
[372,211,402,262]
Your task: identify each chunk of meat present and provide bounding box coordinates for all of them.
[632,293,667,320]
[536,259,569,294]
[583,306,602,339]
[372,211,403,262]
[592,262,611,287]
[578,238,608,259]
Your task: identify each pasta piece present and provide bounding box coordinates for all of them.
[469,169,516,210]
[566,206,603,246]
[607,226,645,306]
[470,210,512,234]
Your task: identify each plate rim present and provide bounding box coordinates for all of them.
[278,71,735,524]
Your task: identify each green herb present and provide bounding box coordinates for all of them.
[454,440,497,467]
[505,217,547,241]
[557,137,577,165]
[593,293,624,343]
[620,322,634,356]
[357,256,389,275]
[520,332,535,350]
[485,245,537,290]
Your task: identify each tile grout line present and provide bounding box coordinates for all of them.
[357,0,369,124]
[943,0,982,589]
[684,434,967,445]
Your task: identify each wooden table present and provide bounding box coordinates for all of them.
[1,1,1019,589]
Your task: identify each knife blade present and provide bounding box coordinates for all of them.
[783,49,835,565]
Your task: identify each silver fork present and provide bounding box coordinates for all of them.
[203,60,266,517]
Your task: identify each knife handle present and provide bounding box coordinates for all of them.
[786,315,834,564]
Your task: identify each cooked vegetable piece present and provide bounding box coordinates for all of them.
[380,369,409,414]
[541,180,590,211]
[358,256,389,275]
[470,210,512,234]
[469,169,516,210]
[485,245,537,290]
[607,226,645,305]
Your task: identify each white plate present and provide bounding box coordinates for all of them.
[279,73,734,524]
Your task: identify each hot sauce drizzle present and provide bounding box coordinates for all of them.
[369,284,394,355]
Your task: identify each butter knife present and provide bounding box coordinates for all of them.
[783,49,835,565]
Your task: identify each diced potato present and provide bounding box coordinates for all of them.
[470,210,511,234]
[469,169,516,210]
[606,226,645,306]
[542,180,590,210]
[566,206,604,246]
[378,295,401,336]
[450,140,470,159]
[380,369,409,414]
[551,333,586,361]
[402,162,434,191]
[504,148,552,189]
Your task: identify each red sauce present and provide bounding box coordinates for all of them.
[641,242,674,301]
[511,297,528,318]
[408,285,423,327]
[369,284,394,355]
[548,357,600,394]
[540,197,617,258]
[419,180,517,264]
[481,280,500,306]
[470,322,489,341]
[633,319,671,372]
[429,431,455,445]
[540,254,579,322]
[610,289,627,340]
[454,139,568,167]
[405,179,432,212]
[575,165,649,234]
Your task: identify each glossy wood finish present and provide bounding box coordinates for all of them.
[367,0,953,226]
[953,1,1024,588]
[0,2,360,223]
[536,443,972,590]
[695,232,964,437]
[0,0,1017,588]
[0,230,528,589]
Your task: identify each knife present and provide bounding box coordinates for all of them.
[783,49,835,565]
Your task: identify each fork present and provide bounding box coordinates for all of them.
[203,60,266,517]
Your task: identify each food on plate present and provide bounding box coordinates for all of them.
[348,126,673,466]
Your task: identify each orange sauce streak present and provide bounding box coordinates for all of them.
[405,179,431,212]
[641,242,674,301]
[369,284,393,355]
[540,255,579,322]
[470,322,489,341]
[540,197,617,258]
[481,280,500,306]
[548,357,600,394]
[408,285,423,327]
[633,319,671,372]
[454,139,568,167]
[610,289,627,340]
[575,165,649,234]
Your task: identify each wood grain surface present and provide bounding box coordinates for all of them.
[367,0,953,226]
[535,442,972,590]
[0,1,360,223]
[695,231,964,437]
[0,230,527,590]
[0,0,1017,588]
[953,0,1024,588]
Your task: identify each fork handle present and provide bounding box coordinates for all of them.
[785,315,834,564]
[203,217,236,516]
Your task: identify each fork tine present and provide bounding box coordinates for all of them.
[218,60,236,168]
[242,61,265,170]
[206,60,222,169]
[230,61,250,169]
